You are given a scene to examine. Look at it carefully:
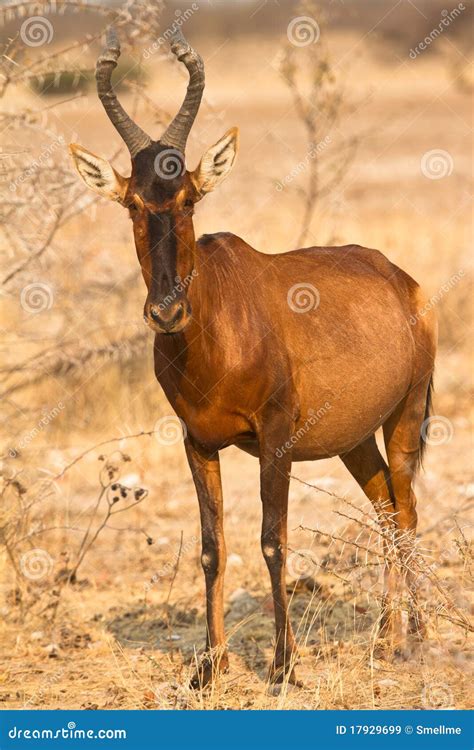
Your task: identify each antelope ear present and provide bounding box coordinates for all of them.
[191,127,239,198]
[68,144,129,203]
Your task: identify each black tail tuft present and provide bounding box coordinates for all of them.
[418,373,434,470]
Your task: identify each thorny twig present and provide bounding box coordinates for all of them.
[295,479,473,634]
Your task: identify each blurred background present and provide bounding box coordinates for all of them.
[0,0,472,709]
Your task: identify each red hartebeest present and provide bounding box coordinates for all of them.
[70,28,437,687]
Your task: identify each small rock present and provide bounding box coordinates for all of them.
[31,631,44,641]
[45,643,59,658]
[228,588,257,617]
[309,476,338,488]
[229,587,247,603]
[227,553,243,567]
[166,500,179,511]
[121,473,140,487]
[266,682,302,697]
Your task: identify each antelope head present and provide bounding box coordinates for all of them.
[70,29,238,334]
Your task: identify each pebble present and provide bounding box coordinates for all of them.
[229,587,248,602]
[227,553,243,567]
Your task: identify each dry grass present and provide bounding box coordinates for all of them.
[0,3,472,711]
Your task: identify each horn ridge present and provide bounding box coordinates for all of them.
[96,27,152,158]
[160,28,205,154]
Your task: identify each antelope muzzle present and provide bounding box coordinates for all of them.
[144,294,192,334]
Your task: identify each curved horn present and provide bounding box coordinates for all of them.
[160,28,205,154]
[96,27,152,158]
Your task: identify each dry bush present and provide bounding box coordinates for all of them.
[277,1,360,246]
[0,446,149,628]
[0,0,167,441]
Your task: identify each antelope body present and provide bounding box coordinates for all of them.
[71,28,437,687]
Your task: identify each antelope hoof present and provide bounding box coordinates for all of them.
[268,671,304,693]
[269,664,303,688]
[190,652,229,690]
[374,607,405,659]
[408,610,426,639]
[374,633,413,662]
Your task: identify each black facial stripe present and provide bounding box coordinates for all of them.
[148,211,178,302]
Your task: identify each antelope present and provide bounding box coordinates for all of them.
[70,28,437,688]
